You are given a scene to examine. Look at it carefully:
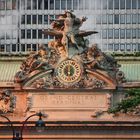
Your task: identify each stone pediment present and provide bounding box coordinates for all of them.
[14,11,125,90]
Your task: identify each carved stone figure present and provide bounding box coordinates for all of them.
[15,11,126,89]
[0,90,15,113]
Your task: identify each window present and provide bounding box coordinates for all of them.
[138,14,140,23]
[27,44,31,51]
[21,30,25,39]
[38,15,42,24]
[55,0,60,10]
[27,30,31,39]
[32,44,37,51]
[44,15,48,24]
[108,29,113,39]
[27,0,31,10]
[126,29,131,39]
[126,14,131,24]
[132,0,137,9]
[6,44,11,52]
[120,44,125,51]
[96,0,101,10]
[12,30,17,39]
[12,44,16,52]
[50,0,54,10]
[38,0,43,10]
[6,0,12,10]
[12,15,17,25]
[6,30,11,39]
[102,15,107,24]
[114,44,119,51]
[126,44,131,51]
[139,0,140,9]
[102,29,107,39]
[108,44,114,51]
[73,0,78,10]
[0,45,5,52]
[120,14,125,24]
[114,29,119,39]
[38,29,42,39]
[49,35,54,39]
[96,16,101,24]
[102,0,107,9]
[27,15,31,24]
[108,14,113,24]
[132,14,138,24]
[139,44,140,51]
[44,0,48,9]
[108,0,113,9]
[132,44,138,51]
[120,0,125,9]
[120,29,125,39]
[32,15,37,24]
[44,34,48,39]
[20,0,25,10]
[138,29,140,38]
[32,30,37,39]
[33,0,37,10]
[85,0,90,9]
[21,15,25,24]
[49,15,54,24]
[0,0,5,10]
[90,0,96,10]
[67,0,72,10]
[21,44,25,52]
[114,0,119,9]
[114,14,119,24]
[61,0,66,9]
[126,0,131,9]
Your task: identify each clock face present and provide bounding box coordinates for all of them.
[56,59,82,85]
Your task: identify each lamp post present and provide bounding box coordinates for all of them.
[0,112,46,140]
[0,114,15,140]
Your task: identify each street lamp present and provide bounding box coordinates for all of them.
[0,112,46,140]
[0,114,15,140]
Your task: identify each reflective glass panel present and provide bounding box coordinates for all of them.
[108,14,113,24]
[126,29,131,39]
[55,0,60,10]
[120,0,125,9]
[120,14,125,24]
[108,0,113,9]
[132,0,137,9]
[126,0,131,9]
[114,0,119,9]
[32,15,37,24]
[44,0,48,9]
[114,14,119,24]
[126,14,131,24]
[61,0,66,9]
[114,29,119,39]
[33,0,37,9]
[67,0,72,10]
[120,29,125,39]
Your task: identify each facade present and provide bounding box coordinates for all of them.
[0,0,140,54]
[0,1,140,140]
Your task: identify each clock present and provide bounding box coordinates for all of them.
[56,59,82,85]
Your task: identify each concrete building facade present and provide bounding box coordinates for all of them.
[0,0,140,54]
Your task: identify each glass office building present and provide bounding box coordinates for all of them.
[0,0,140,54]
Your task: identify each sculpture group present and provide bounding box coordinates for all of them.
[15,11,125,89]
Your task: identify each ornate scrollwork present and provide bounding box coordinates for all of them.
[14,11,126,89]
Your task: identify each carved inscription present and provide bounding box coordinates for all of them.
[31,93,109,111]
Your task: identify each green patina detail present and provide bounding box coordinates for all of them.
[109,89,140,114]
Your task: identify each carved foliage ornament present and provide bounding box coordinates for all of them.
[0,90,16,114]
[14,11,126,89]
